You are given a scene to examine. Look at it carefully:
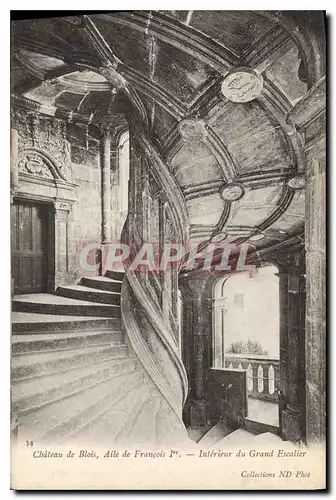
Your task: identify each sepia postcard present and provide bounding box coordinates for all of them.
[10,10,326,490]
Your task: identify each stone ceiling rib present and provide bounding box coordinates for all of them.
[11,12,315,252]
[96,11,238,71]
[82,16,149,130]
[121,67,187,119]
[239,25,292,72]
[205,127,237,183]
[259,78,305,173]
[229,187,296,247]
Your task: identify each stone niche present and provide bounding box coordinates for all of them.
[11,109,78,290]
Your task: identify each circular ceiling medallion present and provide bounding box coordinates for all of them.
[249,233,265,242]
[211,232,228,243]
[287,176,306,190]
[221,68,264,103]
[221,183,244,201]
[178,119,207,141]
[100,65,126,89]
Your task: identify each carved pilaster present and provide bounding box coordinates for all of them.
[53,200,73,288]
[28,112,40,147]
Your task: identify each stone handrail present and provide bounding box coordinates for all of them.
[224,355,280,402]
[120,217,189,441]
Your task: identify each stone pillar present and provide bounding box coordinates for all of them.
[100,125,112,274]
[179,279,193,426]
[278,254,306,442]
[186,276,212,426]
[305,149,326,445]
[127,136,137,245]
[287,76,326,444]
[101,125,112,243]
[276,266,289,434]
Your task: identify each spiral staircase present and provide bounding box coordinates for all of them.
[11,224,191,447]
[12,267,277,448]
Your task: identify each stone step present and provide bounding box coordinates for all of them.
[12,344,129,382]
[12,312,121,335]
[112,385,154,445]
[117,389,162,445]
[18,370,143,443]
[198,422,232,447]
[79,276,122,293]
[57,284,121,305]
[69,380,150,445]
[13,357,139,415]
[105,269,125,282]
[12,293,121,318]
[12,330,124,355]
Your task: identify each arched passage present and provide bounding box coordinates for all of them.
[212,265,280,427]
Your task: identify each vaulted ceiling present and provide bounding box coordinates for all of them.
[11,11,326,251]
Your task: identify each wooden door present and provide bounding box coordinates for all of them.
[11,200,49,294]
[207,368,248,428]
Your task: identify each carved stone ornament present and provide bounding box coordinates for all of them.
[100,64,127,89]
[221,68,264,103]
[220,183,244,201]
[17,148,72,182]
[18,151,54,179]
[54,200,73,219]
[16,111,73,181]
[287,176,306,190]
[178,119,207,142]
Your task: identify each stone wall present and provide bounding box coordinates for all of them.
[67,123,102,277]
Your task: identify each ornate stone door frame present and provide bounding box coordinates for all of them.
[11,145,77,292]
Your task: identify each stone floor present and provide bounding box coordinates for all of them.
[247,397,279,427]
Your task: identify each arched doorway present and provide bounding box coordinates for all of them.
[212,265,280,429]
